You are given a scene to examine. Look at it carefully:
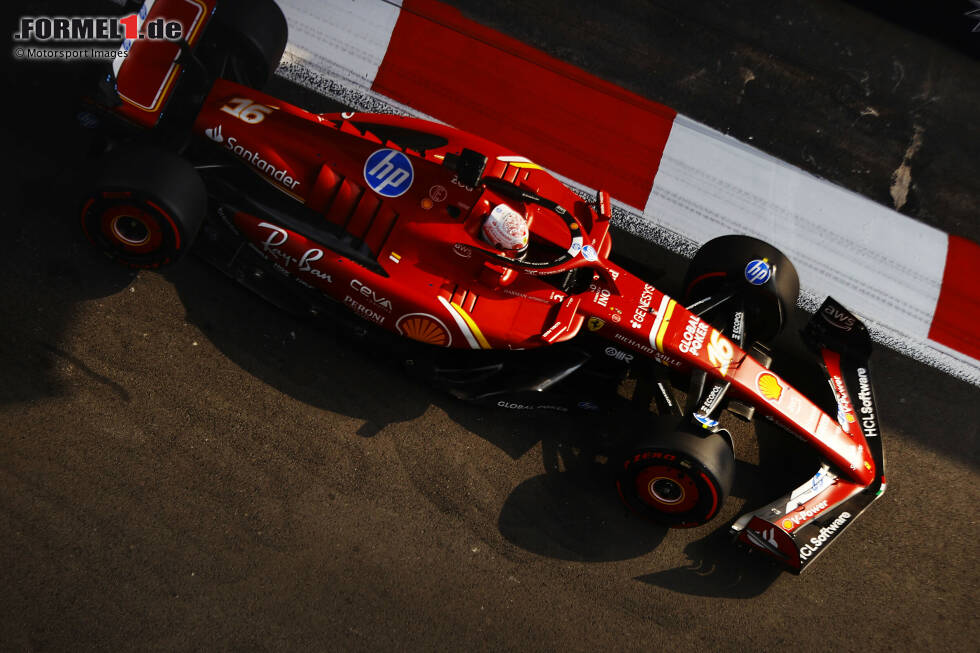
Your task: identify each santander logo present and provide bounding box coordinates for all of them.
[205,124,223,143]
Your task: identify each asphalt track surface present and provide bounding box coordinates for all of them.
[2,1,979,650]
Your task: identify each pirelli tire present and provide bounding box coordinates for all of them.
[616,424,735,528]
[211,0,289,89]
[683,235,800,343]
[80,146,206,269]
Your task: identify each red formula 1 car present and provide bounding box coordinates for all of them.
[76,0,885,573]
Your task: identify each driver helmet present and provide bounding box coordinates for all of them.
[481,203,528,252]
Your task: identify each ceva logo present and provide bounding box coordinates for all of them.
[364,149,413,198]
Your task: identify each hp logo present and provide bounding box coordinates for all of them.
[364,149,414,198]
[744,259,772,285]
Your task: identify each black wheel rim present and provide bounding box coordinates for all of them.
[651,478,684,504]
[111,215,151,245]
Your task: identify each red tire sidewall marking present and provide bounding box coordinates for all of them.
[699,471,720,521]
[79,197,96,243]
[145,199,181,250]
[685,271,727,297]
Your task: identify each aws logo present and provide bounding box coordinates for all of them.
[821,304,856,331]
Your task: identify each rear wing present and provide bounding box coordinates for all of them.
[730,298,886,573]
[109,0,217,127]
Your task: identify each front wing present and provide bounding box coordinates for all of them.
[730,298,886,573]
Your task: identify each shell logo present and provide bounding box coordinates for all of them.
[782,519,794,531]
[396,313,451,347]
[757,372,783,403]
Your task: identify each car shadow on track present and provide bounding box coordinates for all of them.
[632,527,783,598]
[166,257,438,428]
[1,101,137,408]
[632,421,817,597]
[166,257,678,560]
[624,323,825,596]
[496,432,670,562]
[165,245,818,591]
[495,424,798,595]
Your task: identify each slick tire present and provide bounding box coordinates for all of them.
[80,146,206,269]
[617,423,735,528]
[683,235,800,343]
[212,0,289,89]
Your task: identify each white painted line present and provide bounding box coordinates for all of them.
[437,296,479,349]
[647,114,948,341]
[277,0,401,90]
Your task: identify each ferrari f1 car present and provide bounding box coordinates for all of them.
[76,0,885,573]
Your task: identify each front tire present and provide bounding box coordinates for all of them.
[80,147,206,269]
[683,235,800,343]
[616,423,735,528]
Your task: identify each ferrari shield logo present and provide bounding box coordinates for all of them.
[587,317,605,332]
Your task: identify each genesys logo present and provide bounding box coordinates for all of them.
[14,8,183,43]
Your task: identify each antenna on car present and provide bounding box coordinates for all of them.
[442,148,487,188]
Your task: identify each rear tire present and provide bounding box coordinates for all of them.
[683,235,800,343]
[80,147,206,269]
[211,0,289,89]
[616,422,735,528]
